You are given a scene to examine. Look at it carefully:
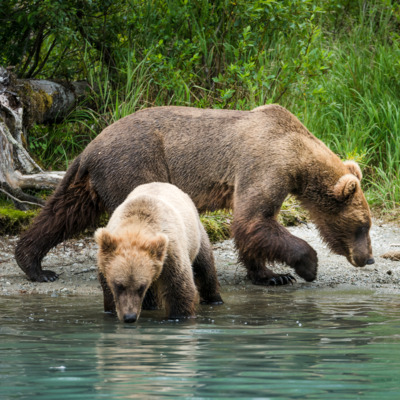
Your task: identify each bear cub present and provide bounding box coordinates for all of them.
[95,182,223,323]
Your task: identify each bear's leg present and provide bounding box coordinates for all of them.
[142,286,159,310]
[98,272,115,313]
[160,258,198,319]
[192,229,223,305]
[232,209,318,285]
[15,172,104,282]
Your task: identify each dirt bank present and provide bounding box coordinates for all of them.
[1,221,399,296]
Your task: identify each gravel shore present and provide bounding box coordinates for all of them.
[1,220,399,296]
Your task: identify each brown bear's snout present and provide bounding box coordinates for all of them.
[352,254,375,267]
[351,230,374,267]
[123,312,138,323]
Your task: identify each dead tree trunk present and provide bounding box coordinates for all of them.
[0,67,89,209]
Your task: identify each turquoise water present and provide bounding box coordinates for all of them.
[1,286,400,399]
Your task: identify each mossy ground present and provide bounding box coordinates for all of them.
[0,206,39,235]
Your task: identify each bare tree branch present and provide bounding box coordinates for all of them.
[0,67,90,206]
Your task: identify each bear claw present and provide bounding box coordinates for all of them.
[30,270,59,282]
[250,272,297,286]
[268,274,296,286]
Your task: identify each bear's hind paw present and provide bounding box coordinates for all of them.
[29,270,59,282]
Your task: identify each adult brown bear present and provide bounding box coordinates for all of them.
[15,105,374,284]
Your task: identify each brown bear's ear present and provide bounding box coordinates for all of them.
[333,174,359,201]
[343,160,362,181]
[146,234,169,262]
[95,228,117,254]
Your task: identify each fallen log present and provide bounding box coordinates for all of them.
[0,67,89,208]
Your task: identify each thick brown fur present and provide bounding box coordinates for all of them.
[15,155,105,281]
[16,105,374,285]
[95,182,223,322]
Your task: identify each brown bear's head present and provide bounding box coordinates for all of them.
[95,228,168,323]
[309,161,374,267]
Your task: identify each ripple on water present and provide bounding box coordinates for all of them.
[1,288,400,399]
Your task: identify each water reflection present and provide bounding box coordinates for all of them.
[1,287,400,399]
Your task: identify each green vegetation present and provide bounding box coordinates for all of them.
[1,0,399,229]
[200,211,232,243]
[0,202,39,235]
[278,197,309,227]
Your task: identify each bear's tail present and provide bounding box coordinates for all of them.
[15,155,105,281]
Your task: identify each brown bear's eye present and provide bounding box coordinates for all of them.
[355,225,369,239]
[115,283,125,293]
[137,284,146,297]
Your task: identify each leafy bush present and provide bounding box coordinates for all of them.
[2,0,399,211]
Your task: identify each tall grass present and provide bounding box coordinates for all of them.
[88,50,160,124]
[294,7,400,211]
[27,0,400,212]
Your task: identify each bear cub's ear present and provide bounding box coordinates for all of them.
[95,228,117,254]
[145,233,169,263]
[343,160,362,181]
[333,174,359,201]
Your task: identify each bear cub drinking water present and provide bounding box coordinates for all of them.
[95,182,223,323]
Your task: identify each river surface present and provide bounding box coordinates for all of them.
[1,287,400,399]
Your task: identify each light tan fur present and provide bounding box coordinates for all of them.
[95,182,222,322]
[343,160,363,180]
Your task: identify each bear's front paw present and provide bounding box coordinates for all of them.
[248,270,296,286]
[200,293,224,305]
[29,270,59,282]
[142,288,159,310]
[293,246,318,282]
[268,274,297,285]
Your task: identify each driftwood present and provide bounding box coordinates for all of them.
[381,251,400,261]
[0,67,89,209]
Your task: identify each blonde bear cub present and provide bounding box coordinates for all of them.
[95,182,223,323]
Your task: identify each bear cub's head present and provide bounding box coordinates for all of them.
[95,227,168,323]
